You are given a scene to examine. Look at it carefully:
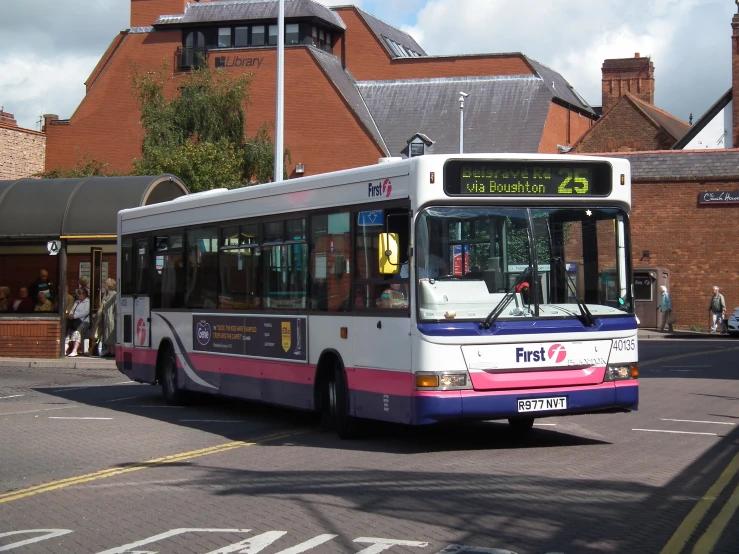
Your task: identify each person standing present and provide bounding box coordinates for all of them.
[708,285,726,334]
[29,269,54,305]
[658,285,673,332]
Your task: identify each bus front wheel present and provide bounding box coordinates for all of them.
[322,361,358,440]
[508,417,535,433]
[161,348,185,406]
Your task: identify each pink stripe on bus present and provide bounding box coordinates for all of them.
[468,366,607,391]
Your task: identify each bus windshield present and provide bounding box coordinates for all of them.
[416,206,633,322]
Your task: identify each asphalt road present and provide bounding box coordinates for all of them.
[1,337,738,554]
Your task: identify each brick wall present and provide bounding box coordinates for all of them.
[0,122,46,180]
[631,180,739,329]
[538,103,595,153]
[0,318,60,358]
[572,98,669,153]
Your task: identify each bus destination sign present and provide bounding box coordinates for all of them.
[444,160,613,197]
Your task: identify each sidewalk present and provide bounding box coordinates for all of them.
[638,328,735,340]
[0,355,117,369]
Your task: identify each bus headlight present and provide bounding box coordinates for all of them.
[605,364,639,381]
[415,372,470,390]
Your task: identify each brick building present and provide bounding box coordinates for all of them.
[44,0,597,176]
[571,54,690,154]
[0,110,45,180]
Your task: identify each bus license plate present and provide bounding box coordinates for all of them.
[517,397,567,413]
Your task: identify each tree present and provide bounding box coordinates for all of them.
[131,62,289,191]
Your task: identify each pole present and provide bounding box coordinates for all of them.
[58,240,68,358]
[274,0,285,182]
[458,92,467,154]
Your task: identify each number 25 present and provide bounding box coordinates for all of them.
[558,169,589,194]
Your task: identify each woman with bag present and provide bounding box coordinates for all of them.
[66,288,90,357]
[86,279,117,357]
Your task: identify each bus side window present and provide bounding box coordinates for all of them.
[310,212,351,312]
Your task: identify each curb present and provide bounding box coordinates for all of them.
[0,357,117,370]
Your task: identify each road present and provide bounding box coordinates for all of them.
[0,338,738,554]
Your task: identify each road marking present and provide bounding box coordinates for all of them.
[49,417,113,420]
[632,429,717,436]
[114,381,137,385]
[0,395,24,400]
[640,346,739,368]
[0,429,308,504]
[98,528,252,554]
[104,396,146,403]
[692,478,739,553]
[660,451,739,554]
[179,420,245,423]
[127,405,185,409]
[276,534,337,554]
[533,423,557,426]
[661,418,735,426]
[1,405,78,417]
[0,529,73,552]
[52,387,91,393]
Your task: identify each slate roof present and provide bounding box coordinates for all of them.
[525,57,595,115]
[357,75,554,156]
[602,150,739,181]
[673,88,732,150]
[155,0,346,30]
[310,48,389,155]
[629,95,690,141]
[354,8,426,57]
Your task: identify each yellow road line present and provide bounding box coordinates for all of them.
[660,451,739,554]
[0,429,307,504]
[640,346,739,368]
[692,475,739,553]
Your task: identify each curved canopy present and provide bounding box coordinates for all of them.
[0,175,188,238]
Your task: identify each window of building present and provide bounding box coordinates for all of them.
[310,212,351,311]
[286,23,299,45]
[235,26,249,47]
[312,26,318,46]
[218,27,232,48]
[252,25,265,46]
[318,28,325,49]
[409,141,425,157]
[268,25,278,46]
[185,227,219,310]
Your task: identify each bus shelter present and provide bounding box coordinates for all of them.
[0,175,188,358]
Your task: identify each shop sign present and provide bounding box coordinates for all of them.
[46,240,61,255]
[698,191,739,205]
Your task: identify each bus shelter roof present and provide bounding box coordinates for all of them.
[0,175,188,239]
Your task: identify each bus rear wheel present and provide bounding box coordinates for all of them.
[161,348,185,406]
[321,361,358,440]
[508,417,535,433]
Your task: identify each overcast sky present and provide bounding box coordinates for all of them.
[0,0,734,130]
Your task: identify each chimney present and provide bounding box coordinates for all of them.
[0,109,17,126]
[732,7,739,148]
[601,53,655,113]
[42,114,58,132]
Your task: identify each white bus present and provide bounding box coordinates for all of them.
[116,154,638,438]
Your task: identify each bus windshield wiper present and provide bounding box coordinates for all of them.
[480,267,532,330]
[552,256,595,327]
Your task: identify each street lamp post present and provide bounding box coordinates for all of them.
[459,91,468,154]
[274,0,285,182]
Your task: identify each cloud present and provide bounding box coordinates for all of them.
[405,0,734,119]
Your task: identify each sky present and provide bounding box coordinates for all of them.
[0,0,735,131]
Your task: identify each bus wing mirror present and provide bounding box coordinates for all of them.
[379,233,400,274]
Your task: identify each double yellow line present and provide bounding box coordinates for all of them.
[661,451,739,553]
[0,429,306,504]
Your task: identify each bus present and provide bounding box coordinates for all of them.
[116,154,638,438]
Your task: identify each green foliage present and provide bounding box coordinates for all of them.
[38,152,122,178]
[131,62,289,190]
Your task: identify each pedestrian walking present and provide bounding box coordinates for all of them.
[658,285,673,332]
[708,285,726,334]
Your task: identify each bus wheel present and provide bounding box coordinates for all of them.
[161,348,185,406]
[328,362,358,440]
[508,417,535,433]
